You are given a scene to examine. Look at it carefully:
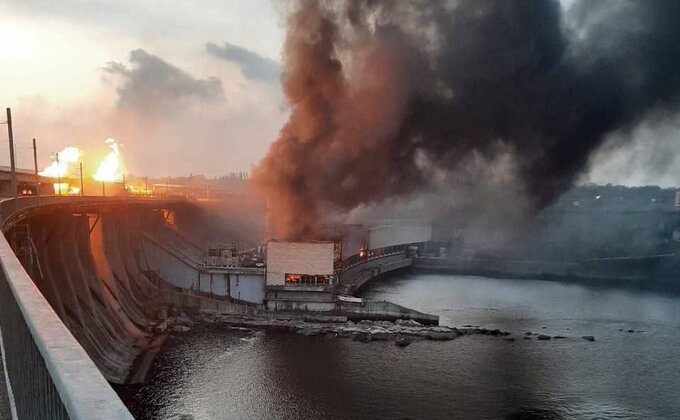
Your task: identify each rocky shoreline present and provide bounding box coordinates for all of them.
[158,309,604,347]
[162,309,516,347]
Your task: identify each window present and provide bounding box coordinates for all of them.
[285,273,332,285]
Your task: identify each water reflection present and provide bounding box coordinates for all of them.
[122,274,680,419]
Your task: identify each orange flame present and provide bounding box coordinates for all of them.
[38,146,81,178]
[93,138,124,182]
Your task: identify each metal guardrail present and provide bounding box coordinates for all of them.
[0,198,133,419]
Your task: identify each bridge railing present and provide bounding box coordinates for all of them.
[0,217,132,419]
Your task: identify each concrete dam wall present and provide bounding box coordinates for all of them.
[8,206,168,384]
[3,201,247,385]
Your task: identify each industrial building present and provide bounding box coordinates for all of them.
[265,241,336,286]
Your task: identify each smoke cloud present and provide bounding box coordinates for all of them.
[253,0,680,241]
[206,42,281,84]
[104,49,223,114]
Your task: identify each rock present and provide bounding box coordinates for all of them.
[171,325,191,333]
[431,327,453,333]
[199,309,217,317]
[582,335,595,342]
[553,336,567,339]
[627,329,635,333]
[541,326,547,329]
[174,317,194,327]
[427,332,457,341]
[524,332,533,336]
[154,319,169,334]
[228,327,253,332]
[537,334,551,340]
[296,329,321,337]
[371,332,390,341]
[358,320,374,326]
[523,336,532,340]
[352,332,372,342]
[395,336,413,347]
[396,319,422,327]
[503,337,516,342]
[157,307,168,320]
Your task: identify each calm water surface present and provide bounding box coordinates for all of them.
[122,274,680,419]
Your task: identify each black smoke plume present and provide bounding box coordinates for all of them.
[253,0,680,240]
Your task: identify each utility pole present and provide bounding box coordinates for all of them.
[56,152,61,196]
[32,138,41,205]
[6,108,17,199]
[79,162,84,196]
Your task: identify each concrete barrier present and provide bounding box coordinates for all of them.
[0,224,133,419]
[340,252,413,293]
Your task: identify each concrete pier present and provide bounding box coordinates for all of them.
[265,249,439,325]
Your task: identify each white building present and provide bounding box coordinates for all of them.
[266,241,335,286]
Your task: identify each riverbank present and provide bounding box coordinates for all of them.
[120,273,680,419]
[160,309,607,348]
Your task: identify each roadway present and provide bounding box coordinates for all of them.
[0,195,190,231]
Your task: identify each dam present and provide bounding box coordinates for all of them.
[0,183,678,418]
[0,194,436,418]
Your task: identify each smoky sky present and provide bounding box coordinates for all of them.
[104,49,223,112]
[252,0,680,241]
[206,42,281,84]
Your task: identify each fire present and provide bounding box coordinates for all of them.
[52,183,80,195]
[37,138,130,196]
[93,138,124,182]
[38,146,81,178]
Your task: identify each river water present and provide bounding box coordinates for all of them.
[121,273,680,419]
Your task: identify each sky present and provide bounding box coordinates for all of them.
[0,0,678,187]
[0,0,287,177]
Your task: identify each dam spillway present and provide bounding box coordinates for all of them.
[2,197,261,385]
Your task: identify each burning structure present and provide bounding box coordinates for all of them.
[37,138,127,196]
[266,241,336,286]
